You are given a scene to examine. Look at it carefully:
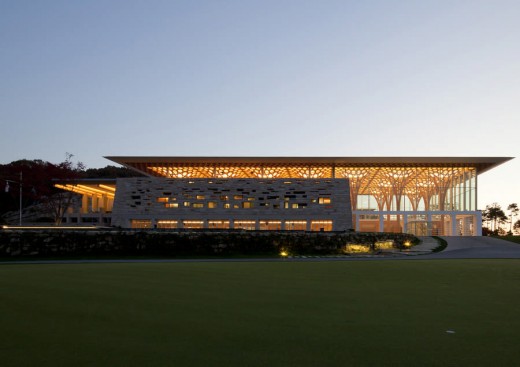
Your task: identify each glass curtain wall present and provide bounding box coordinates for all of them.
[352,167,477,235]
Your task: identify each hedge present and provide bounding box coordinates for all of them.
[0,230,419,258]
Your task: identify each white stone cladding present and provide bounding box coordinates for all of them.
[111,177,352,231]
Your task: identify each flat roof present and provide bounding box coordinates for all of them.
[105,156,513,175]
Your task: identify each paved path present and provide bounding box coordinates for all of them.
[419,236,520,259]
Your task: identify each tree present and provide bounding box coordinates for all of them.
[42,153,85,224]
[1,153,85,224]
[2,155,144,224]
[1,159,58,219]
[507,203,519,234]
[483,203,508,235]
[84,165,143,178]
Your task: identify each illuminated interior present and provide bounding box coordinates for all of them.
[55,183,115,199]
[54,181,116,222]
[157,220,178,229]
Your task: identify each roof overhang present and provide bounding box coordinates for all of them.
[53,178,116,198]
[104,156,513,176]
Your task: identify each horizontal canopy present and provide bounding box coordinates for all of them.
[105,156,512,177]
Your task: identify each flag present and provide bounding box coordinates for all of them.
[4,181,9,193]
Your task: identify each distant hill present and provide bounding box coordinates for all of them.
[84,165,144,178]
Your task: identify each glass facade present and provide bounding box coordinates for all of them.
[349,167,479,236]
[343,167,477,212]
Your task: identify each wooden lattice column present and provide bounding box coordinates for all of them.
[335,167,370,211]
[371,182,393,212]
[404,168,430,211]
[384,167,415,211]
[429,167,455,211]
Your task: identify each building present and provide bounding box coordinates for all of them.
[56,156,512,235]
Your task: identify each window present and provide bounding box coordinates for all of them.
[234,220,256,230]
[131,220,152,229]
[285,221,307,231]
[208,220,229,229]
[242,202,253,209]
[259,220,282,230]
[184,202,190,207]
[165,203,179,208]
[234,195,243,200]
[157,220,178,229]
[291,203,307,209]
[183,220,204,229]
[318,197,331,204]
[208,202,217,208]
[157,197,169,203]
[360,214,378,220]
[310,220,333,232]
[193,203,204,208]
[224,203,231,209]
[196,195,205,200]
[220,195,229,201]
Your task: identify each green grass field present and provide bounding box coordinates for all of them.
[499,235,520,244]
[1,260,520,367]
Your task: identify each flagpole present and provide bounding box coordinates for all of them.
[19,171,22,226]
[4,174,23,226]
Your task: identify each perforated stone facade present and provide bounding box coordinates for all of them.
[111,177,352,231]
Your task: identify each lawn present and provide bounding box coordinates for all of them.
[1,260,520,367]
[498,235,520,244]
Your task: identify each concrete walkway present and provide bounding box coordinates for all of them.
[419,236,520,259]
[400,236,440,255]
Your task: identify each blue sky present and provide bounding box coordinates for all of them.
[1,0,519,210]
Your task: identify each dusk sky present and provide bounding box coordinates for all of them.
[1,1,518,210]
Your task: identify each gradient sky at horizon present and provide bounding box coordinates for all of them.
[1,0,519,211]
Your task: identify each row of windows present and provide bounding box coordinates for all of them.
[162,201,326,209]
[156,196,331,204]
[356,191,476,212]
[131,219,333,231]
[158,195,248,201]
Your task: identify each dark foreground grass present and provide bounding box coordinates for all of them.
[498,235,520,244]
[1,260,520,367]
